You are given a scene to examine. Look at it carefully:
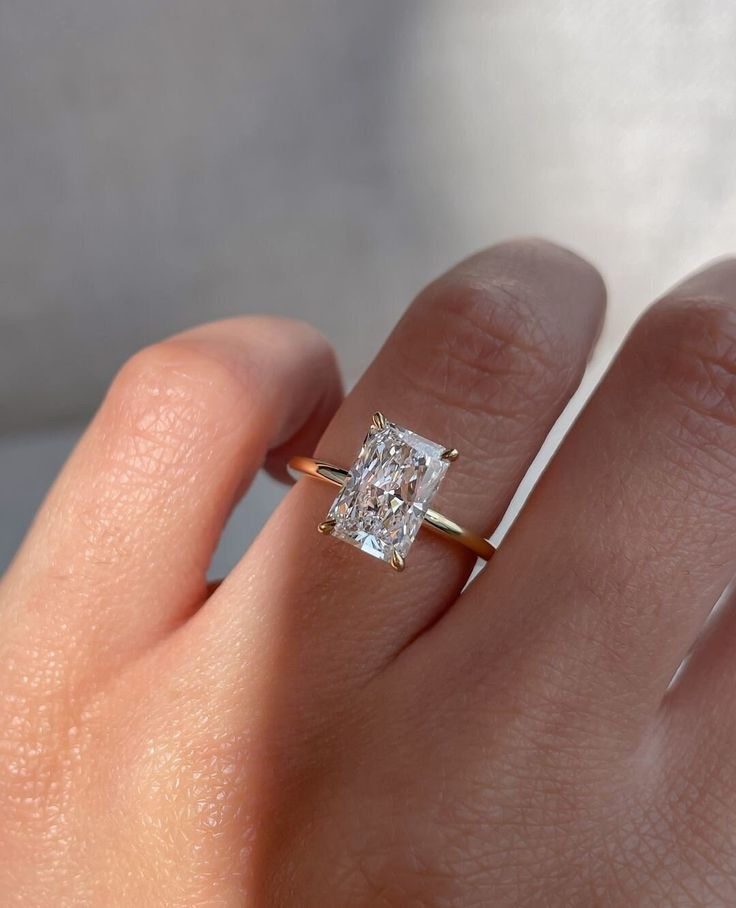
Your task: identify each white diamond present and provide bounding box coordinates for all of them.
[327,419,450,565]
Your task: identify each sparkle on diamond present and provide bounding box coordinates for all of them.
[327,420,449,564]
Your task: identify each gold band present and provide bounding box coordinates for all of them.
[288,455,495,561]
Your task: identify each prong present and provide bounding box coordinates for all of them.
[372,411,388,430]
[390,551,406,572]
[441,448,459,462]
[318,518,336,535]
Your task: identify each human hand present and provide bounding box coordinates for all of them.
[3,240,736,906]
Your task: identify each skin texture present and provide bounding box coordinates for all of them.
[3,239,736,905]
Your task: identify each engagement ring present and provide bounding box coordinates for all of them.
[289,412,495,570]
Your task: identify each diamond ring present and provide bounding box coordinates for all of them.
[288,412,495,571]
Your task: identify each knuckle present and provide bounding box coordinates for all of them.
[403,279,573,422]
[35,334,268,577]
[634,296,736,439]
[105,339,253,459]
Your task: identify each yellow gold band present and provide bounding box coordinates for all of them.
[288,455,495,561]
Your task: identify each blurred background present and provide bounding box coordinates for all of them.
[2,1,735,572]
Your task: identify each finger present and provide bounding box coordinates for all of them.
[643,585,736,868]
[444,258,736,744]
[196,240,605,707]
[2,317,341,670]
[657,576,736,760]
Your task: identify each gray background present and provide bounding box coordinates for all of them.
[2,1,736,572]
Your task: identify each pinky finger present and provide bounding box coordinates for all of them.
[1,316,341,675]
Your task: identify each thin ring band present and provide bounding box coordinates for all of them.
[288,455,495,561]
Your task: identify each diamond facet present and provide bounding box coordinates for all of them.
[326,419,450,566]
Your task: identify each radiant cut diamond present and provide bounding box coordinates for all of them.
[327,418,450,566]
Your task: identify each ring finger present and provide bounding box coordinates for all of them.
[199,239,606,705]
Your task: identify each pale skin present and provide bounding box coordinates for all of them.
[4,239,736,905]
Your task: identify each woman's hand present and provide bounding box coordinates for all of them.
[3,240,736,906]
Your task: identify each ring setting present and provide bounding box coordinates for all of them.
[289,413,494,570]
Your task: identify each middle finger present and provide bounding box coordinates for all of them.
[444,258,736,745]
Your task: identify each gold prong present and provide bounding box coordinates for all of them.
[390,551,405,572]
[318,518,336,535]
[372,411,388,430]
[441,448,459,462]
